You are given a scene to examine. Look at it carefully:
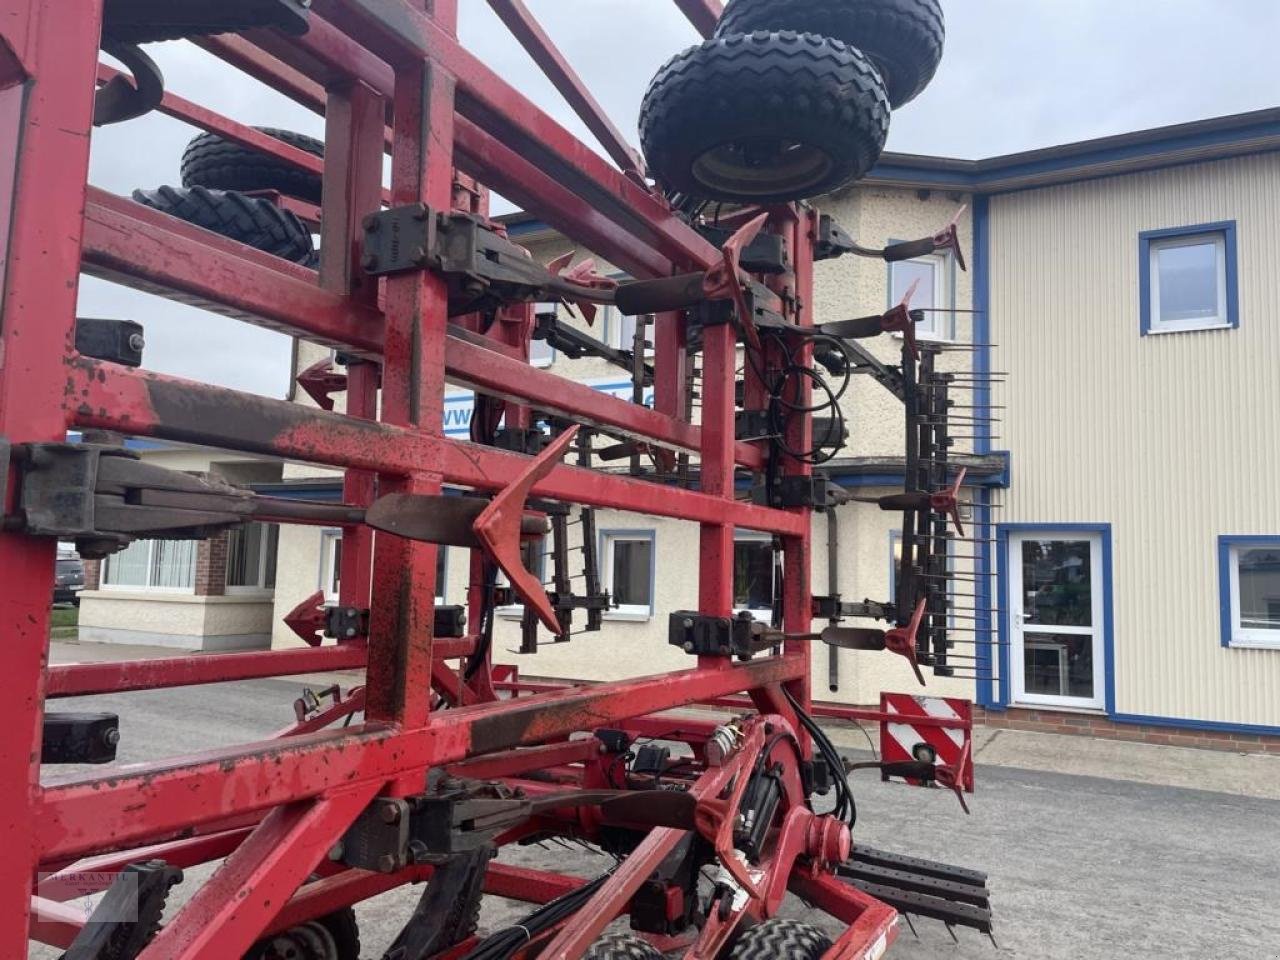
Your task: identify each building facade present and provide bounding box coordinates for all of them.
[92,110,1280,749]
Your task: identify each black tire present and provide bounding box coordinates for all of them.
[182,127,325,205]
[315,908,360,960]
[242,908,359,960]
[583,932,665,960]
[639,32,890,204]
[132,185,317,268]
[730,919,833,960]
[715,0,944,109]
[101,0,311,46]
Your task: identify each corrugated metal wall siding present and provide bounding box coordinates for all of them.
[989,153,1280,727]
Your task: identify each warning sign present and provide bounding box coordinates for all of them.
[879,693,975,793]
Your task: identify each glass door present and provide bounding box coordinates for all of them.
[1008,532,1106,710]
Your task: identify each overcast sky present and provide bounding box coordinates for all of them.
[81,0,1280,399]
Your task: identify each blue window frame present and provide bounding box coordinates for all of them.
[1218,535,1280,649]
[1139,221,1238,335]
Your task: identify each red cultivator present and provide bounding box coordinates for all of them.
[0,0,994,957]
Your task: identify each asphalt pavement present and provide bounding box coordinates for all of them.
[33,649,1280,960]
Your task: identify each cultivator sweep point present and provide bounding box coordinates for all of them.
[0,0,1002,957]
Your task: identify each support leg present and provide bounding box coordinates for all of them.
[0,2,103,953]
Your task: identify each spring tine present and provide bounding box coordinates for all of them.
[903,914,920,939]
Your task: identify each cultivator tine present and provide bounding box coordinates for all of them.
[838,846,993,936]
[474,426,581,633]
[903,912,920,939]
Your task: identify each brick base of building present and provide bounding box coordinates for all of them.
[971,706,1280,756]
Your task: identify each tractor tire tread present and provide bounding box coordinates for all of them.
[639,31,889,202]
[715,0,944,108]
[583,932,665,960]
[729,919,834,960]
[131,184,316,267]
[181,127,325,204]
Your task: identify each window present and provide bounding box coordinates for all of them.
[320,531,445,604]
[1140,222,1238,334]
[602,305,653,356]
[226,523,279,593]
[529,337,555,368]
[1220,536,1280,649]
[496,540,547,618]
[531,303,557,368]
[102,539,196,592]
[321,531,342,602]
[601,531,654,618]
[734,535,777,621]
[889,251,949,340]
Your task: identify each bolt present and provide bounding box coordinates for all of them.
[127,333,145,353]
[102,727,120,747]
[328,841,345,861]
[413,246,429,266]
[363,213,380,233]
[362,253,379,271]
[377,853,400,873]
[683,641,695,654]
[379,800,402,825]
[682,618,694,628]
[345,627,357,638]
[412,205,430,221]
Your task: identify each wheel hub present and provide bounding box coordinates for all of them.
[692,138,834,197]
[256,922,339,960]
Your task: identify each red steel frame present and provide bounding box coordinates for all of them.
[0,1,904,957]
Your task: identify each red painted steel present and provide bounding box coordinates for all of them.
[46,645,369,697]
[674,0,726,37]
[0,0,958,953]
[485,0,646,177]
[65,360,803,535]
[0,3,103,953]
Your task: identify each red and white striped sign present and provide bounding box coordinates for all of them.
[879,693,975,793]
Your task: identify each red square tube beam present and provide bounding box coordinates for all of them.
[310,0,719,272]
[203,23,679,279]
[46,645,370,698]
[79,196,759,465]
[81,188,385,357]
[65,359,803,536]
[485,0,646,177]
[674,0,725,38]
[0,3,104,953]
[38,655,806,861]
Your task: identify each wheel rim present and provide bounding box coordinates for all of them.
[257,922,339,960]
[692,138,834,197]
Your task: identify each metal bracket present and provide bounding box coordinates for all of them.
[335,782,531,873]
[361,203,437,277]
[75,318,145,368]
[493,427,547,457]
[4,443,256,558]
[751,475,846,511]
[668,611,773,659]
[42,712,119,764]
[361,206,615,318]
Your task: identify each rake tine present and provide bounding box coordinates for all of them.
[988,930,1000,949]
[945,924,959,944]
[904,913,920,939]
